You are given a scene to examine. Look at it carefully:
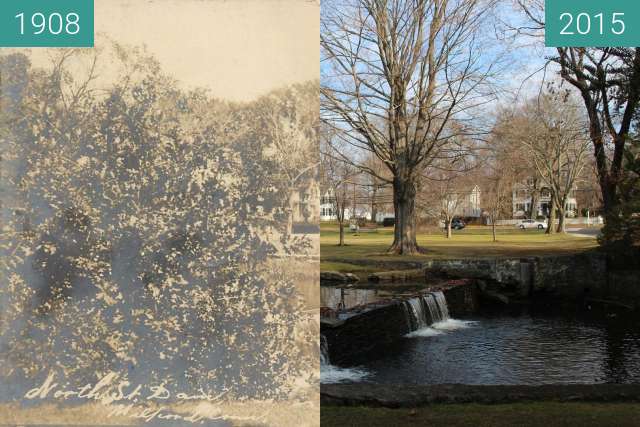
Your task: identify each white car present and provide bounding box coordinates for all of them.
[516,219,547,230]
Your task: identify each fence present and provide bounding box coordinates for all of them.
[491,217,604,226]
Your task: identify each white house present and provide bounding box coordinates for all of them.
[512,182,578,219]
[319,190,338,221]
[320,189,393,222]
[458,185,482,218]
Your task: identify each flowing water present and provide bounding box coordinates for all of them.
[406,298,429,330]
[340,306,640,385]
[322,289,640,385]
[320,334,369,384]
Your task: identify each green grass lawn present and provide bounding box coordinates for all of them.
[321,403,640,427]
[321,223,599,272]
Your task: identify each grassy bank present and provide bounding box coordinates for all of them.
[321,223,599,272]
[321,402,640,427]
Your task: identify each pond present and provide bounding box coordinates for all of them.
[322,300,640,385]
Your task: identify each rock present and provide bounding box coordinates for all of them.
[481,290,510,305]
[320,271,359,285]
[367,269,425,283]
[321,384,640,407]
[344,273,360,283]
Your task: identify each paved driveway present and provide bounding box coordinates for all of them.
[567,228,601,238]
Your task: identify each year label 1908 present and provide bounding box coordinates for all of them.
[0,0,93,47]
[15,12,82,36]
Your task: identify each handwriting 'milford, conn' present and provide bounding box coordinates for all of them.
[23,371,235,424]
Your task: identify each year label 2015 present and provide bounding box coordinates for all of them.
[546,1,639,47]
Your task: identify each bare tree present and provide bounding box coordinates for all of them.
[422,169,472,238]
[361,153,391,223]
[321,136,357,246]
[488,126,523,242]
[498,91,590,233]
[483,171,513,243]
[490,108,545,222]
[513,1,640,215]
[321,0,497,254]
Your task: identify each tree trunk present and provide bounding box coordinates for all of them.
[491,216,497,242]
[388,177,421,254]
[529,185,539,219]
[338,221,345,246]
[446,218,452,239]
[546,197,557,235]
[557,211,566,233]
[371,185,378,223]
[286,194,295,237]
[557,196,567,233]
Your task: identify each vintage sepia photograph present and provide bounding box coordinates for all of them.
[0,0,320,426]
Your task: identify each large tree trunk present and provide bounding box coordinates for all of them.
[557,196,567,233]
[388,176,421,254]
[446,218,452,239]
[557,211,566,233]
[546,197,557,235]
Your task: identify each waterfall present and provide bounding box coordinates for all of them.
[401,301,413,332]
[406,298,428,330]
[432,291,450,320]
[320,333,369,383]
[403,292,450,332]
[424,294,442,323]
[320,334,330,365]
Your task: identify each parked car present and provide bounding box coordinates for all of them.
[445,218,466,230]
[516,219,547,230]
[382,217,395,227]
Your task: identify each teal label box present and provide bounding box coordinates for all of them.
[0,0,94,47]
[546,0,640,47]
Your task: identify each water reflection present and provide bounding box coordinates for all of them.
[340,310,640,385]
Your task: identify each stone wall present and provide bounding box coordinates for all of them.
[423,252,611,301]
[321,285,478,363]
[608,271,640,300]
[532,252,607,298]
[321,302,410,364]
[442,283,479,316]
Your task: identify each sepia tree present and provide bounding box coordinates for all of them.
[257,83,319,238]
[0,48,314,399]
[321,0,497,254]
